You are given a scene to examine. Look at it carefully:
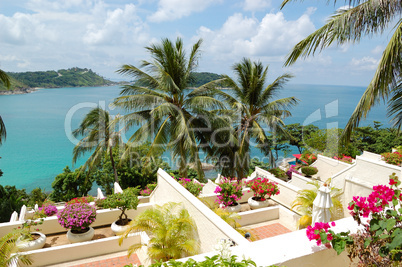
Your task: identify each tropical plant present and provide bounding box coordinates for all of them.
[140,183,157,196]
[57,202,96,233]
[113,37,224,179]
[381,151,402,166]
[299,153,317,165]
[214,177,244,207]
[119,202,200,262]
[292,181,343,229]
[73,107,122,183]
[178,178,203,197]
[307,173,402,266]
[268,167,288,179]
[0,185,27,223]
[18,218,44,241]
[247,178,280,201]
[100,187,139,225]
[214,58,298,179]
[301,166,318,177]
[280,0,402,142]
[49,166,93,202]
[0,68,10,145]
[0,229,32,266]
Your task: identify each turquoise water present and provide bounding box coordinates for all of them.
[0,84,388,191]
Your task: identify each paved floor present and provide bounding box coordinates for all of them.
[70,253,141,267]
[246,221,291,241]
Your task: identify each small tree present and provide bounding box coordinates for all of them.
[101,187,140,225]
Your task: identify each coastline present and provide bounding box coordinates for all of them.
[0,87,38,95]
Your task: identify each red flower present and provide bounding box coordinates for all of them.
[390,179,397,186]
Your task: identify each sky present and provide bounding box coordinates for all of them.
[0,0,391,86]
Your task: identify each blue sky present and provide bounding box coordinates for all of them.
[0,0,390,86]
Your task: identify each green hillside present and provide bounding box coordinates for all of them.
[1,67,115,91]
[188,72,222,87]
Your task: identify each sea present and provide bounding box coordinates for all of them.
[0,84,389,192]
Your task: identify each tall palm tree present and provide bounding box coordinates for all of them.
[119,202,200,262]
[73,107,121,183]
[214,58,298,179]
[113,37,224,179]
[280,0,402,141]
[0,69,11,145]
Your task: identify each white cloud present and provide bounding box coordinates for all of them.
[242,0,271,12]
[371,45,384,55]
[195,12,316,59]
[350,56,379,71]
[148,0,220,22]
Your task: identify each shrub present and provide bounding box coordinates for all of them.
[334,154,353,164]
[301,166,318,177]
[179,178,203,197]
[286,165,302,178]
[214,177,243,207]
[300,153,317,165]
[268,167,287,178]
[101,187,139,225]
[247,178,280,201]
[57,202,96,233]
[140,183,157,196]
[39,205,58,217]
[381,151,402,166]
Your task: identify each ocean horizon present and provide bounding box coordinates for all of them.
[0,84,389,192]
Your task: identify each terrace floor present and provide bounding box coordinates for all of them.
[241,219,292,241]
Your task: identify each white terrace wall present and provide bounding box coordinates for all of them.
[351,155,400,185]
[0,203,153,238]
[310,155,350,181]
[150,168,248,253]
[288,172,319,190]
[254,167,301,209]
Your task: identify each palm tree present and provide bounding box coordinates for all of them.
[73,107,121,183]
[119,202,200,262]
[0,229,32,266]
[113,37,224,179]
[280,0,402,141]
[291,181,343,229]
[214,58,298,179]
[0,69,11,145]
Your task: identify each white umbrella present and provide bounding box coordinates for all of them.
[114,182,123,194]
[312,185,333,224]
[19,205,27,222]
[97,188,105,199]
[10,211,18,222]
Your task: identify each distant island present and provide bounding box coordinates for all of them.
[0,67,116,95]
[0,69,224,95]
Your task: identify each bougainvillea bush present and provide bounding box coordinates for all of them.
[334,154,353,164]
[306,173,402,266]
[214,177,243,207]
[39,205,58,217]
[300,153,317,165]
[140,183,157,196]
[286,165,302,178]
[57,202,96,233]
[179,178,203,197]
[247,178,280,201]
[381,151,402,166]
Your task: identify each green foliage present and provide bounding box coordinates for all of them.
[26,188,48,207]
[300,166,318,177]
[49,166,93,202]
[0,185,27,223]
[120,202,200,262]
[170,169,199,180]
[381,152,402,166]
[284,123,319,153]
[188,72,222,88]
[144,254,257,267]
[268,167,288,179]
[6,67,114,89]
[101,187,140,224]
[248,158,271,175]
[0,229,33,266]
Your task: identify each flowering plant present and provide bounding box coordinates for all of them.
[306,173,402,265]
[300,153,317,165]
[140,183,157,196]
[57,202,96,233]
[286,165,302,178]
[247,178,279,201]
[334,154,353,164]
[306,221,336,247]
[17,219,44,241]
[179,178,204,197]
[39,205,58,217]
[214,177,243,207]
[381,151,402,166]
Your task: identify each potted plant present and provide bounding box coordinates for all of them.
[301,166,318,177]
[101,187,140,235]
[57,202,97,243]
[214,177,243,212]
[179,178,204,197]
[15,218,46,252]
[246,178,280,209]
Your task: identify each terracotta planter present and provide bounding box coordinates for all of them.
[111,219,132,236]
[223,202,241,213]
[67,227,94,243]
[248,197,270,210]
[16,232,46,252]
